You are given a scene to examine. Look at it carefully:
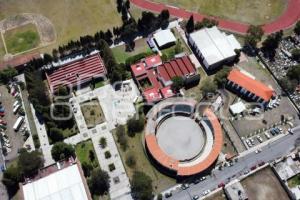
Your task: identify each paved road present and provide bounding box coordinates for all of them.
[130,0,300,34]
[166,126,300,200]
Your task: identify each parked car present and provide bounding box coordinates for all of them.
[202,190,210,196]
[192,195,199,200]
[181,183,189,190]
[258,161,265,167]
[218,183,225,188]
[250,165,257,170]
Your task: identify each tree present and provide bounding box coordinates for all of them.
[131,171,153,200]
[0,67,18,84]
[81,162,93,177]
[116,125,128,151]
[89,150,95,162]
[214,67,231,88]
[127,116,145,137]
[292,48,300,61]
[201,79,217,96]
[279,77,297,93]
[51,142,75,161]
[287,65,300,83]
[2,165,22,195]
[18,149,44,177]
[261,30,283,55]
[125,153,136,168]
[88,168,110,196]
[49,127,64,142]
[245,25,264,47]
[171,76,184,92]
[294,21,300,35]
[186,15,194,33]
[99,137,107,148]
[125,0,130,10]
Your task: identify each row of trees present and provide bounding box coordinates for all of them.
[185,15,218,33]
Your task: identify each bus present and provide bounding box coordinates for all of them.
[13,104,20,114]
[13,116,24,132]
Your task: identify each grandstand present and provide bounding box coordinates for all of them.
[46,53,107,92]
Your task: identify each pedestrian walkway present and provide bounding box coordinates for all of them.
[130,0,300,34]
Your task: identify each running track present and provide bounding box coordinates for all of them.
[130,0,300,34]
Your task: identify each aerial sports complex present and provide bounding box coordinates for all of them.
[144,98,223,177]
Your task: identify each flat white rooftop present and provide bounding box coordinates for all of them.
[153,29,176,48]
[22,164,90,200]
[230,101,246,115]
[189,26,241,66]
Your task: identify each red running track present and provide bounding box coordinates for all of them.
[130,0,300,34]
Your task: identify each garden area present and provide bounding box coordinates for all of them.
[112,38,152,64]
[113,125,176,194]
[80,99,105,128]
[4,23,40,54]
[75,140,99,168]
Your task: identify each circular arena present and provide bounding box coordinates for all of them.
[144,97,223,177]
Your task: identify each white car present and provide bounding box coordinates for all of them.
[202,190,211,196]
[255,149,262,154]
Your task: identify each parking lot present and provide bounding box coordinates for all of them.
[0,85,24,163]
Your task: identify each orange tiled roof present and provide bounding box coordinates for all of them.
[145,108,223,176]
[227,69,274,101]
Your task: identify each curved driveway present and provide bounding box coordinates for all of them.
[130,0,300,34]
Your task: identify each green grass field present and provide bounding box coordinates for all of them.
[288,174,300,188]
[112,38,152,63]
[0,0,122,54]
[153,0,287,25]
[75,140,99,168]
[4,23,40,54]
[113,132,176,194]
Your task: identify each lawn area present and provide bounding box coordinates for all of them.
[62,125,78,138]
[4,23,40,54]
[80,99,105,128]
[75,139,99,168]
[113,132,176,194]
[184,67,208,101]
[152,0,287,25]
[288,174,300,188]
[112,38,152,63]
[0,0,122,55]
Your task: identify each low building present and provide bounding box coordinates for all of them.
[229,101,246,115]
[131,55,200,103]
[188,26,241,70]
[153,29,176,49]
[225,179,248,200]
[20,159,92,200]
[227,69,275,106]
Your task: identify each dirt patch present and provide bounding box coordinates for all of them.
[241,167,289,200]
[0,13,56,46]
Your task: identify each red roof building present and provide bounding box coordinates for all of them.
[131,55,199,103]
[46,53,106,92]
[227,69,275,103]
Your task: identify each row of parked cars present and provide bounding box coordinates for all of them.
[245,127,283,148]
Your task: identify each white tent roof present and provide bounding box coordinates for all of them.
[229,101,246,115]
[189,26,241,66]
[153,29,176,48]
[22,164,89,200]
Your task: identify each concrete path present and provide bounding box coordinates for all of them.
[130,0,300,34]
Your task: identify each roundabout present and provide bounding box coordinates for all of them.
[145,97,223,177]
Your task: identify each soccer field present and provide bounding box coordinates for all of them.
[152,0,287,25]
[0,0,122,54]
[4,23,40,54]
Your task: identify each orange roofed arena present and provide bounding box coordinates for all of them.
[131,55,200,104]
[227,69,275,106]
[144,98,223,177]
[46,53,107,93]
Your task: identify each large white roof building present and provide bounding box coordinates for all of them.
[21,163,91,200]
[188,26,241,70]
